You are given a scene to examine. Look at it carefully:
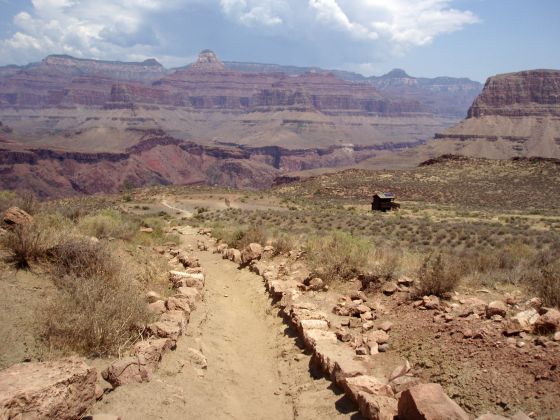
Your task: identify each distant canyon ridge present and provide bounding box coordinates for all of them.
[0,50,558,197]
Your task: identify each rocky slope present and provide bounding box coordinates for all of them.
[221,64,482,117]
[0,130,421,197]
[429,69,560,159]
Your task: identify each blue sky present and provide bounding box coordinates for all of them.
[0,0,558,82]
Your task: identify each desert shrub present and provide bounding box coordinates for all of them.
[271,234,294,255]
[0,213,71,268]
[235,225,268,249]
[77,209,137,240]
[47,239,119,280]
[414,253,460,298]
[42,272,150,357]
[0,190,18,213]
[0,190,40,215]
[369,248,402,282]
[306,232,370,283]
[522,246,560,308]
[1,225,49,268]
[42,238,150,356]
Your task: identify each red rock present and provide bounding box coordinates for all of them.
[101,356,151,388]
[241,243,263,264]
[160,310,189,333]
[534,308,560,333]
[382,282,398,295]
[367,330,389,345]
[0,358,96,420]
[148,300,166,315]
[165,296,193,314]
[357,393,398,420]
[342,375,394,402]
[398,383,469,420]
[378,321,393,332]
[147,321,182,341]
[486,301,507,318]
[2,206,33,227]
[132,338,176,371]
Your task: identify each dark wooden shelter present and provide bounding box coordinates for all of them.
[372,192,399,212]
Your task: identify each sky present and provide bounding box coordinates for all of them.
[0,0,558,82]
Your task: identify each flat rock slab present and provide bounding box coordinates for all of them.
[0,358,97,420]
[398,383,469,420]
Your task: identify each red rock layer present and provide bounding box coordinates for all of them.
[468,70,560,118]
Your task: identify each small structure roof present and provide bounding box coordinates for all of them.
[374,191,395,199]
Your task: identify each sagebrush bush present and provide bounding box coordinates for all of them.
[414,253,460,298]
[42,239,151,356]
[306,232,370,283]
[77,209,137,240]
[42,272,150,357]
[271,234,294,255]
[0,213,71,268]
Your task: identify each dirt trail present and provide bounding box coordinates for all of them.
[92,226,358,419]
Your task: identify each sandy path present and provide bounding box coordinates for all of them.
[91,227,358,419]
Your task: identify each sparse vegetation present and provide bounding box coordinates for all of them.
[306,232,370,283]
[414,253,460,298]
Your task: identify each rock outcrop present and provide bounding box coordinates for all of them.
[0,358,97,420]
[468,70,560,118]
[430,69,560,159]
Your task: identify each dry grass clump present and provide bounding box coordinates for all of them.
[306,232,370,283]
[414,253,460,298]
[0,213,72,268]
[77,209,137,240]
[522,247,560,308]
[42,239,150,357]
[0,190,40,215]
[271,234,295,255]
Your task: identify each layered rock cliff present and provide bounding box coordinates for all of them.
[0,131,421,198]
[430,69,560,159]
[467,70,560,118]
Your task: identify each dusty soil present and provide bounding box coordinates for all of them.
[91,226,360,419]
[0,266,54,369]
[382,293,560,419]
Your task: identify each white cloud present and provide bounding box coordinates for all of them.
[0,0,479,67]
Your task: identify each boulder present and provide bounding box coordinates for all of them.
[307,277,325,291]
[132,338,176,371]
[169,271,205,289]
[512,308,539,331]
[534,308,560,333]
[148,300,166,315]
[101,356,151,388]
[422,295,441,310]
[176,287,200,308]
[486,301,507,318]
[241,243,263,265]
[299,319,329,331]
[0,358,96,420]
[389,360,411,382]
[378,321,393,332]
[147,321,182,341]
[357,393,398,420]
[2,206,33,227]
[382,282,398,295]
[165,296,193,314]
[398,383,469,420]
[342,375,394,403]
[160,310,189,333]
[302,329,338,349]
[367,330,389,345]
[390,375,422,394]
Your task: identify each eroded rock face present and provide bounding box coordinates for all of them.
[0,358,97,420]
[468,70,560,118]
[398,383,469,420]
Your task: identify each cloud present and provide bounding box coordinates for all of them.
[0,0,479,69]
